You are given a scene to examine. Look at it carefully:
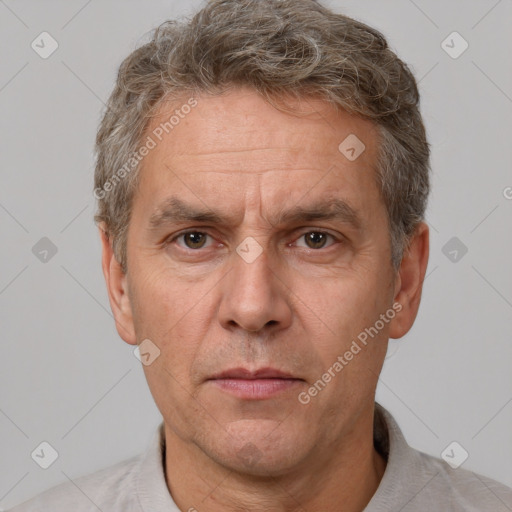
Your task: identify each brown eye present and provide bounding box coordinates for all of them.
[180,232,209,249]
[301,231,333,249]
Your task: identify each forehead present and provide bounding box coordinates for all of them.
[146,88,378,161]
[135,87,383,218]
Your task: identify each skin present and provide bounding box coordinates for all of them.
[100,86,429,512]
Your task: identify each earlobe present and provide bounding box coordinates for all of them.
[99,225,137,345]
[388,222,430,339]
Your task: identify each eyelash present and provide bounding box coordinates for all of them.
[166,229,341,251]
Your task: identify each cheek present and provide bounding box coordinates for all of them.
[131,266,196,325]
[297,269,391,364]
[129,269,209,368]
[131,273,211,434]
[303,273,378,329]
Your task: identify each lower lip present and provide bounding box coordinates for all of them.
[210,378,302,399]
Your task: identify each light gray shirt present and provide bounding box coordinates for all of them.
[9,402,512,511]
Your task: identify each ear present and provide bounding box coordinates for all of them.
[388,222,429,339]
[99,225,137,345]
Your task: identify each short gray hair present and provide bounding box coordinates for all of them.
[94,0,430,272]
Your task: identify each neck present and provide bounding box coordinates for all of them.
[164,407,387,512]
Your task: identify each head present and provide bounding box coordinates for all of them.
[96,0,430,477]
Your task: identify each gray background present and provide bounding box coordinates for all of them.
[1,0,511,509]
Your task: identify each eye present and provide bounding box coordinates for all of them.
[172,231,213,250]
[167,229,340,252]
[294,231,337,250]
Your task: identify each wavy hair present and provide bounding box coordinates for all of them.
[94,0,430,272]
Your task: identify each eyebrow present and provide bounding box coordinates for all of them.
[148,196,363,232]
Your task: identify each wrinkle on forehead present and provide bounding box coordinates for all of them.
[180,167,336,176]
[164,148,354,177]
[180,146,304,157]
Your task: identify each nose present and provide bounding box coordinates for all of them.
[217,242,293,334]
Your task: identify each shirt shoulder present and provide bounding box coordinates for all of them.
[369,403,512,512]
[8,454,143,512]
[411,449,512,512]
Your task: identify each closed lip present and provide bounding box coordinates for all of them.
[208,367,301,380]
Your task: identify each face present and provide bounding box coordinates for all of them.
[102,87,428,476]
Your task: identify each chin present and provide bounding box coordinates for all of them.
[207,420,309,476]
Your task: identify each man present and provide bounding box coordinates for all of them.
[10,0,512,510]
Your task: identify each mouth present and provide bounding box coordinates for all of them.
[207,367,304,400]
